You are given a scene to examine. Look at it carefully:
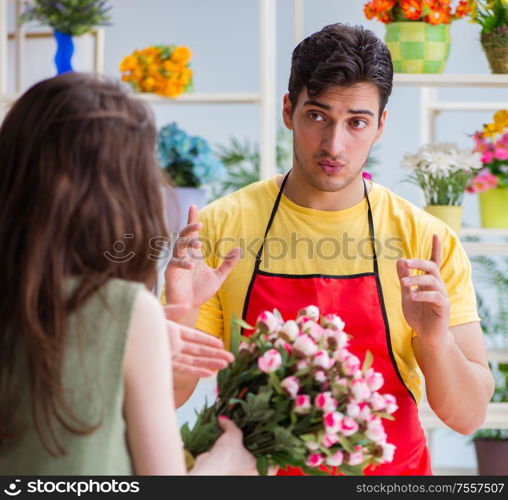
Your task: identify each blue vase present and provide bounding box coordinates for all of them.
[53,30,74,74]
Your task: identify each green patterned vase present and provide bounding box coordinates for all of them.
[385,22,451,74]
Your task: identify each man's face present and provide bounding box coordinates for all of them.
[282,83,387,193]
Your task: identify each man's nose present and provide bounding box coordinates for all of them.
[321,124,347,158]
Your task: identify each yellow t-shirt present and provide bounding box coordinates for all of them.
[167,175,480,402]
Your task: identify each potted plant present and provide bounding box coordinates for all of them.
[20,0,112,74]
[467,109,508,228]
[401,142,482,234]
[467,0,508,74]
[363,0,471,73]
[470,253,508,475]
[157,122,224,229]
[119,45,193,98]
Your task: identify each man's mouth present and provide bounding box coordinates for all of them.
[318,160,345,175]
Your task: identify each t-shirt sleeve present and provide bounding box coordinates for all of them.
[440,229,481,328]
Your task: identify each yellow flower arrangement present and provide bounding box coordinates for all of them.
[482,109,508,138]
[119,45,193,98]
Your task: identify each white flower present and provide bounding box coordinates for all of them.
[280,320,299,342]
[293,334,318,357]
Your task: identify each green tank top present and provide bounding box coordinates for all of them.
[0,278,144,475]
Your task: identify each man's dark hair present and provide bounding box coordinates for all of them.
[288,23,393,120]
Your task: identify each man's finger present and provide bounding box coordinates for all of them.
[400,275,447,296]
[215,247,241,282]
[187,204,199,226]
[396,259,412,299]
[179,222,202,239]
[405,258,440,279]
[430,234,442,268]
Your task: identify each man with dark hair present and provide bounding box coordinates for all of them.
[164,23,494,475]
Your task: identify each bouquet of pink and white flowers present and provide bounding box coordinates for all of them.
[181,306,397,475]
[467,109,508,193]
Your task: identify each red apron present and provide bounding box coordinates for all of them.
[241,172,432,475]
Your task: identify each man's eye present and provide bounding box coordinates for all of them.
[351,119,368,129]
[308,112,324,121]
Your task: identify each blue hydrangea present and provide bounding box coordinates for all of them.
[157,122,224,187]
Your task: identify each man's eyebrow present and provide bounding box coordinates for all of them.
[303,99,331,111]
[348,108,375,117]
[303,100,374,117]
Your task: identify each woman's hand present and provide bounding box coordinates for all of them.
[190,417,258,476]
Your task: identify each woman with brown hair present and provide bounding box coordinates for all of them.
[0,72,255,475]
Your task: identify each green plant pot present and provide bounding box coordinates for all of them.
[385,22,451,74]
[479,188,508,228]
[424,205,462,235]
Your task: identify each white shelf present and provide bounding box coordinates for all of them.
[463,242,508,256]
[394,73,508,87]
[462,228,508,237]
[487,349,508,363]
[419,402,508,429]
[135,92,262,104]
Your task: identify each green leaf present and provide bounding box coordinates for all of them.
[256,455,268,476]
[337,435,354,453]
[362,350,373,372]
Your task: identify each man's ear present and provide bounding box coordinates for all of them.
[374,109,387,143]
[282,94,293,130]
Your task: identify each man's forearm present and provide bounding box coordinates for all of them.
[418,330,494,435]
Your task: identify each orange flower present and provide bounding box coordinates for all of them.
[373,0,396,10]
[425,8,451,24]
[400,0,423,20]
[377,10,393,22]
[171,46,192,64]
[454,0,471,18]
[364,2,377,19]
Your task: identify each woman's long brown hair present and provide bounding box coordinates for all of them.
[0,72,169,456]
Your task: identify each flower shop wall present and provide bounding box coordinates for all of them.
[4,0,508,474]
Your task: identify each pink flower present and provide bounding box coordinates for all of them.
[306,453,324,467]
[481,151,495,164]
[325,450,344,467]
[315,392,338,413]
[365,368,384,392]
[313,350,334,370]
[321,433,339,448]
[348,445,364,465]
[346,401,360,418]
[325,329,349,349]
[280,320,299,342]
[370,392,387,411]
[281,376,300,399]
[335,350,361,376]
[322,313,345,331]
[256,311,282,335]
[323,411,343,434]
[494,147,508,161]
[365,416,387,444]
[293,334,318,357]
[305,440,320,451]
[294,394,312,414]
[257,349,282,373]
[238,341,252,352]
[340,416,359,436]
[274,338,293,354]
[297,305,320,322]
[302,321,325,341]
[351,379,371,402]
[358,402,372,422]
[314,370,327,383]
[296,359,310,371]
[381,443,396,463]
[362,171,373,180]
[384,394,398,414]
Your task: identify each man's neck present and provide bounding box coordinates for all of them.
[276,169,370,211]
